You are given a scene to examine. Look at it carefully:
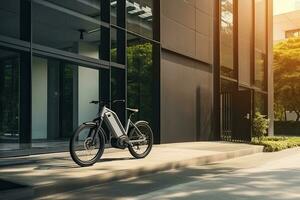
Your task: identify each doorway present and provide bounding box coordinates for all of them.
[221,84,252,142]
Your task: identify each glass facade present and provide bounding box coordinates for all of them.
[254,92,267,114]
[0,0,21,40]
[32,0,101,59]
[127,33,155,126]
[0,0,159,156]
[0,49,20,152]
[254,0,267,90]
[31,55,101,146]
[127,0,153,39]
[220,0,236,78]
[219,0,269,141]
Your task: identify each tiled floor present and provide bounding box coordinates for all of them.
[0,141,69,157]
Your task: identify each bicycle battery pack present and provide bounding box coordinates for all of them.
[104,111,125,138]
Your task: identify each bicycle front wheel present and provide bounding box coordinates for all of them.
[128,121,153,159]
[69,124,105,167]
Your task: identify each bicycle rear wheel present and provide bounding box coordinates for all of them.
[70,124,105,167]
[128,121,153,159]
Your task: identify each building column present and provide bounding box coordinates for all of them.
[267,0,274,136]
[19,0,31,148]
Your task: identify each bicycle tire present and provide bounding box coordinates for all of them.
[128,121,153,159]
[70,124,105,167]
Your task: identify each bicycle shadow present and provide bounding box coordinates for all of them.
[99,157,135,162]
[34,157,135,170]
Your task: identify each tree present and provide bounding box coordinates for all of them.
[273,38,300,121]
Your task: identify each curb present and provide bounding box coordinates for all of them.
[34,145,263,198]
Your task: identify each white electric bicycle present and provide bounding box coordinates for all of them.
[69,99,153,167]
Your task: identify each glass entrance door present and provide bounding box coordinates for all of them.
[31,56,101,152]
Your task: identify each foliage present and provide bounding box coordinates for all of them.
[252,112,270,140]
[110,41,154,125]
[127,42,153,124]
[251,136,300,152]
[273,38,300,121]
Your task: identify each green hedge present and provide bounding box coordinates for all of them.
[274,121,300,136]
[251,137,300,152]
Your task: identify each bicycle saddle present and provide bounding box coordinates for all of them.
[126,108,139,113]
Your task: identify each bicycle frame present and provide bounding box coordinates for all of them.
[92,105,146,145]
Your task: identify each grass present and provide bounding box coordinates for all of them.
[251,136,300,152]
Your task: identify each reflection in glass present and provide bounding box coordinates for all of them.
[111,28,117,63]
[111,67,125,124]
[0,49,20,151]
[254,92,267,114]
[220,0,235,78]
[31,56,100,149]
[127,33,154,126]
[32,0,101,59]
[255,0,266,89]
[126,0,153,39]
[0,0,20,39]
[111,28,125,64]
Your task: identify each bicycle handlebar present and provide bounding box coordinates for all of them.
[89,99,125,105]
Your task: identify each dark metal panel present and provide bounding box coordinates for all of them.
[232,90,252,142]
[153,0,160,42]
[19,0,32,148]
[153,43,161,144]
[117,0,126,28]
[101,0,110,23]
[233,0,239,81]
[32,49,109,70]
[117,29,126,64]
[19,51,31,147]
[213,0,221,140]
[100,27,110,61]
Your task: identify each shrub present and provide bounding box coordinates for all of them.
[251,136,300,152]
[252,112,270,141]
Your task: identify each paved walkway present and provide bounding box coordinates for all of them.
[39,147,300,200]
[0,142,263,199]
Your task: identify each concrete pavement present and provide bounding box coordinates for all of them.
[40,147,300,200]
[0,142,263,199]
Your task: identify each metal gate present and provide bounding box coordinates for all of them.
[220,92,233,141]
[220,91,252,142]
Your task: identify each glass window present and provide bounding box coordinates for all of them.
[111,0,125,27]
[254,92,267,114]
[111,28,117,63]
[127,33,154,126]
[220,0,236,78]
[285,29,300,39]
[221,78,237,93]
[32,0,101,60]
[31,55,101,149]
[254,0,267,90]
[111,28,125,64]
[111,0,117,25]
[0,49,20,152]
[127,0,153,39]
[111,67,126,124]
[0,0,20,40]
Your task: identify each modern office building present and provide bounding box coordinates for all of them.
[0,0,273,157]
[274,10,300,44]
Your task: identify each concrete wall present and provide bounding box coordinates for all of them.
[160,0,214,143]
